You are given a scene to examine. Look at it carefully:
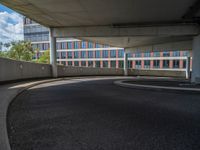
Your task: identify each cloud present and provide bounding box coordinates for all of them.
[0,11,23,44]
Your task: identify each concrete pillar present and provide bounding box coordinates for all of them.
[191,35,200,83]
[186,57,191,79]
[49,28,58,78]
[124,50,128,76]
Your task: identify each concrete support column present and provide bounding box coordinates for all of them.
[191,35,200,83]
[124,50,128,76]
[186,57,191,79]
[50,28,58,78]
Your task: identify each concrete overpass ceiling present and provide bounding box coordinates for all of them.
[0,0,199,49]
[0,0,198,27]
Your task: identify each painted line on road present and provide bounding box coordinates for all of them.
[114,80,200,93]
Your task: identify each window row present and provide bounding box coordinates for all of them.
[25,34,49,42]
[58,60,187,69]
[129,51,190,58]
[24,26,48,34]
[57,50,124,59]
[60,61,124,68]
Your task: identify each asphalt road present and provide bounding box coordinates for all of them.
[7,78,200,150]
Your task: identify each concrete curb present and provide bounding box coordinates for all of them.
[0,78,65,150]
[114,80,200,94]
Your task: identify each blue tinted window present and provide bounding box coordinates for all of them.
[144,51,151,57]
[61,42,67,49]
[110,50,116,58]
[163,51,170,57]
[81,51,86,58]
[81,61,86,66]
[67,52,72,58]
[68,61,72,66]
[88,61,93,67]
[61,52,66,59]
[163,60,169,68]
[95,61,100,67]
[103,50,108,58]
[74,61,79,66]
[128,53,132,58]
[153,52,160,57]
[173,51,180,57]
[153,60,160,68]
[74,42,79,49]
[88,42,93,48]
[103,61,108,67]
[183,51,189,56]
[81,41,86,48]
[96,43,100,48]
[74,51,79,58]
[135,60,141,69]
[67,42,72,49]
[88,51,93,58]
[118,50,124,58]
[173,60,180,68]
[95,51,100,58]
[135,52,141,57]
[144,60,150,68]
[111,61,116,68]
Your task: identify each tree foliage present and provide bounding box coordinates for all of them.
[7,41,34,61]
[0,51,8,58]
[37,50,50,64]
[0,41,50,64]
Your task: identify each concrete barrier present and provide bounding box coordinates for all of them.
[0,57,186,82]
[0,57,52,82]
[57,65,124,77]
[128,69,186,78]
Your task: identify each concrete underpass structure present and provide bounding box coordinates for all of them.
[1,0,200,83]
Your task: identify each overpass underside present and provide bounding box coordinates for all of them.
[1,0,200,83]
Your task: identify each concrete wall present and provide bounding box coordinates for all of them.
[57,65,124,77]
[0,57,52,82]
[128,69,186,78]
[0,57,186,82]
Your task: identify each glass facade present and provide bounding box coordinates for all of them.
[24,17,190,71]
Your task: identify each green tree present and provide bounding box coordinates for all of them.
[34,48,40,60]
[8,41,34,61]
[37,50,50,64]
[0,51,8,58]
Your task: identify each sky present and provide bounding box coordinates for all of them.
[0,4,23,44]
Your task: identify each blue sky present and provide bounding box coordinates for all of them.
[0,4,23,44]
[0,4,13,13]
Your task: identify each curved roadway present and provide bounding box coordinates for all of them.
[7,77,200,150]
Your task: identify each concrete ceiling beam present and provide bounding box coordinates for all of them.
[52,24,200,38]
[125,41,192,53]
